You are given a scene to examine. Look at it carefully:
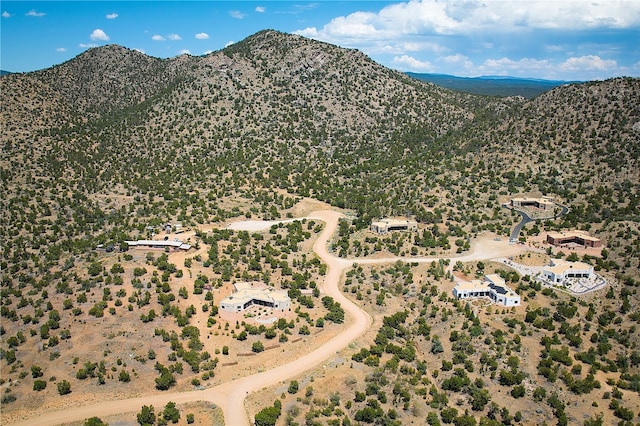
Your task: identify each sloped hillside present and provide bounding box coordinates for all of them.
[455,78,640,271]
[1,31,639,277]
[1,30,492,243]
[32,45,194,118]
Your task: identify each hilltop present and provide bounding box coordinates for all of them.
[1,29,639,426]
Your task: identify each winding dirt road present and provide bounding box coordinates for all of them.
[9,210,371,426]
[9,210,527,426]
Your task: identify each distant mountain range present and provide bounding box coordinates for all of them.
[0,70,14,77]
[406,72,579,98]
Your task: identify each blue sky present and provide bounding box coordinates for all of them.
[1,1,639,80]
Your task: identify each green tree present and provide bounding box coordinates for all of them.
[264,328,277,339]
[162,401,180,423]
[254,401,281,426]
[110,263,124,274]
[441,407,458,423]
[84,417,107,426]
[288,380,299,394]
[511,385,526,398]
[431,336,444,354]
[88,262,102,276]
[31,365,44,378]
[178,287,188,299]
[427,411,442,425]
[33,379,47,391]
[57,380,71,395]
[155,370,176,390]
[119,370,131,382]
[137,405,156,426]
[252,341,265,353]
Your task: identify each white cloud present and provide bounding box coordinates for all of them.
[291,4,319,14]
[296,27,319,38]
[90,29,109,41]
[317,11,381,38]
[545,45,564,52]
[56,47,67,52]
[225,40,235,48]
[79,43,98,48]
[477,57,552,76]
[392,55,434,72]
[106,13,118,19]
[195,32,209,40]
[204,50,214,55]
[559,55,617,71]
[134,48,145,54]
[296,0,640,45]
[442,54,473,69]
[229,10,246,19]
[26,9,45,17]
[2,11,11,18]
[368,40,446,56]
[153,33,181,41]
[289,0,640,80]
[179,49,191,55]
[255,6,266,13]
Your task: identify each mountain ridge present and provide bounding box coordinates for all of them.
[406,71,581,98]
[0,29,638,257]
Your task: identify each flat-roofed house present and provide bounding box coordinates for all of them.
[510,196,554,211]
[125,239,191,251]
[371,218,418,234]
[542,260,594,284]
[453,274,520,307]
[220,282,290,313]
[546,230,601,248]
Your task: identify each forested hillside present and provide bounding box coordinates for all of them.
[3,31,637,274]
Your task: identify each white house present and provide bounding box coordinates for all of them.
[125,239,191,250]
[220,282,291,313]
[542,260,594,284]
[453,274,520,307]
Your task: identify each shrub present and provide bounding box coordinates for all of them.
[252,341,265,353]
[162,401,180,423]
[137,405,155,425]
[511,385,526,398]
[155,370,176,390]
[57,380,71,395]
[33,379,47,391]
[119,370,131,382]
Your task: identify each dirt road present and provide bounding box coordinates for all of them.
[9,210,371,426]
[9,211,525,426]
